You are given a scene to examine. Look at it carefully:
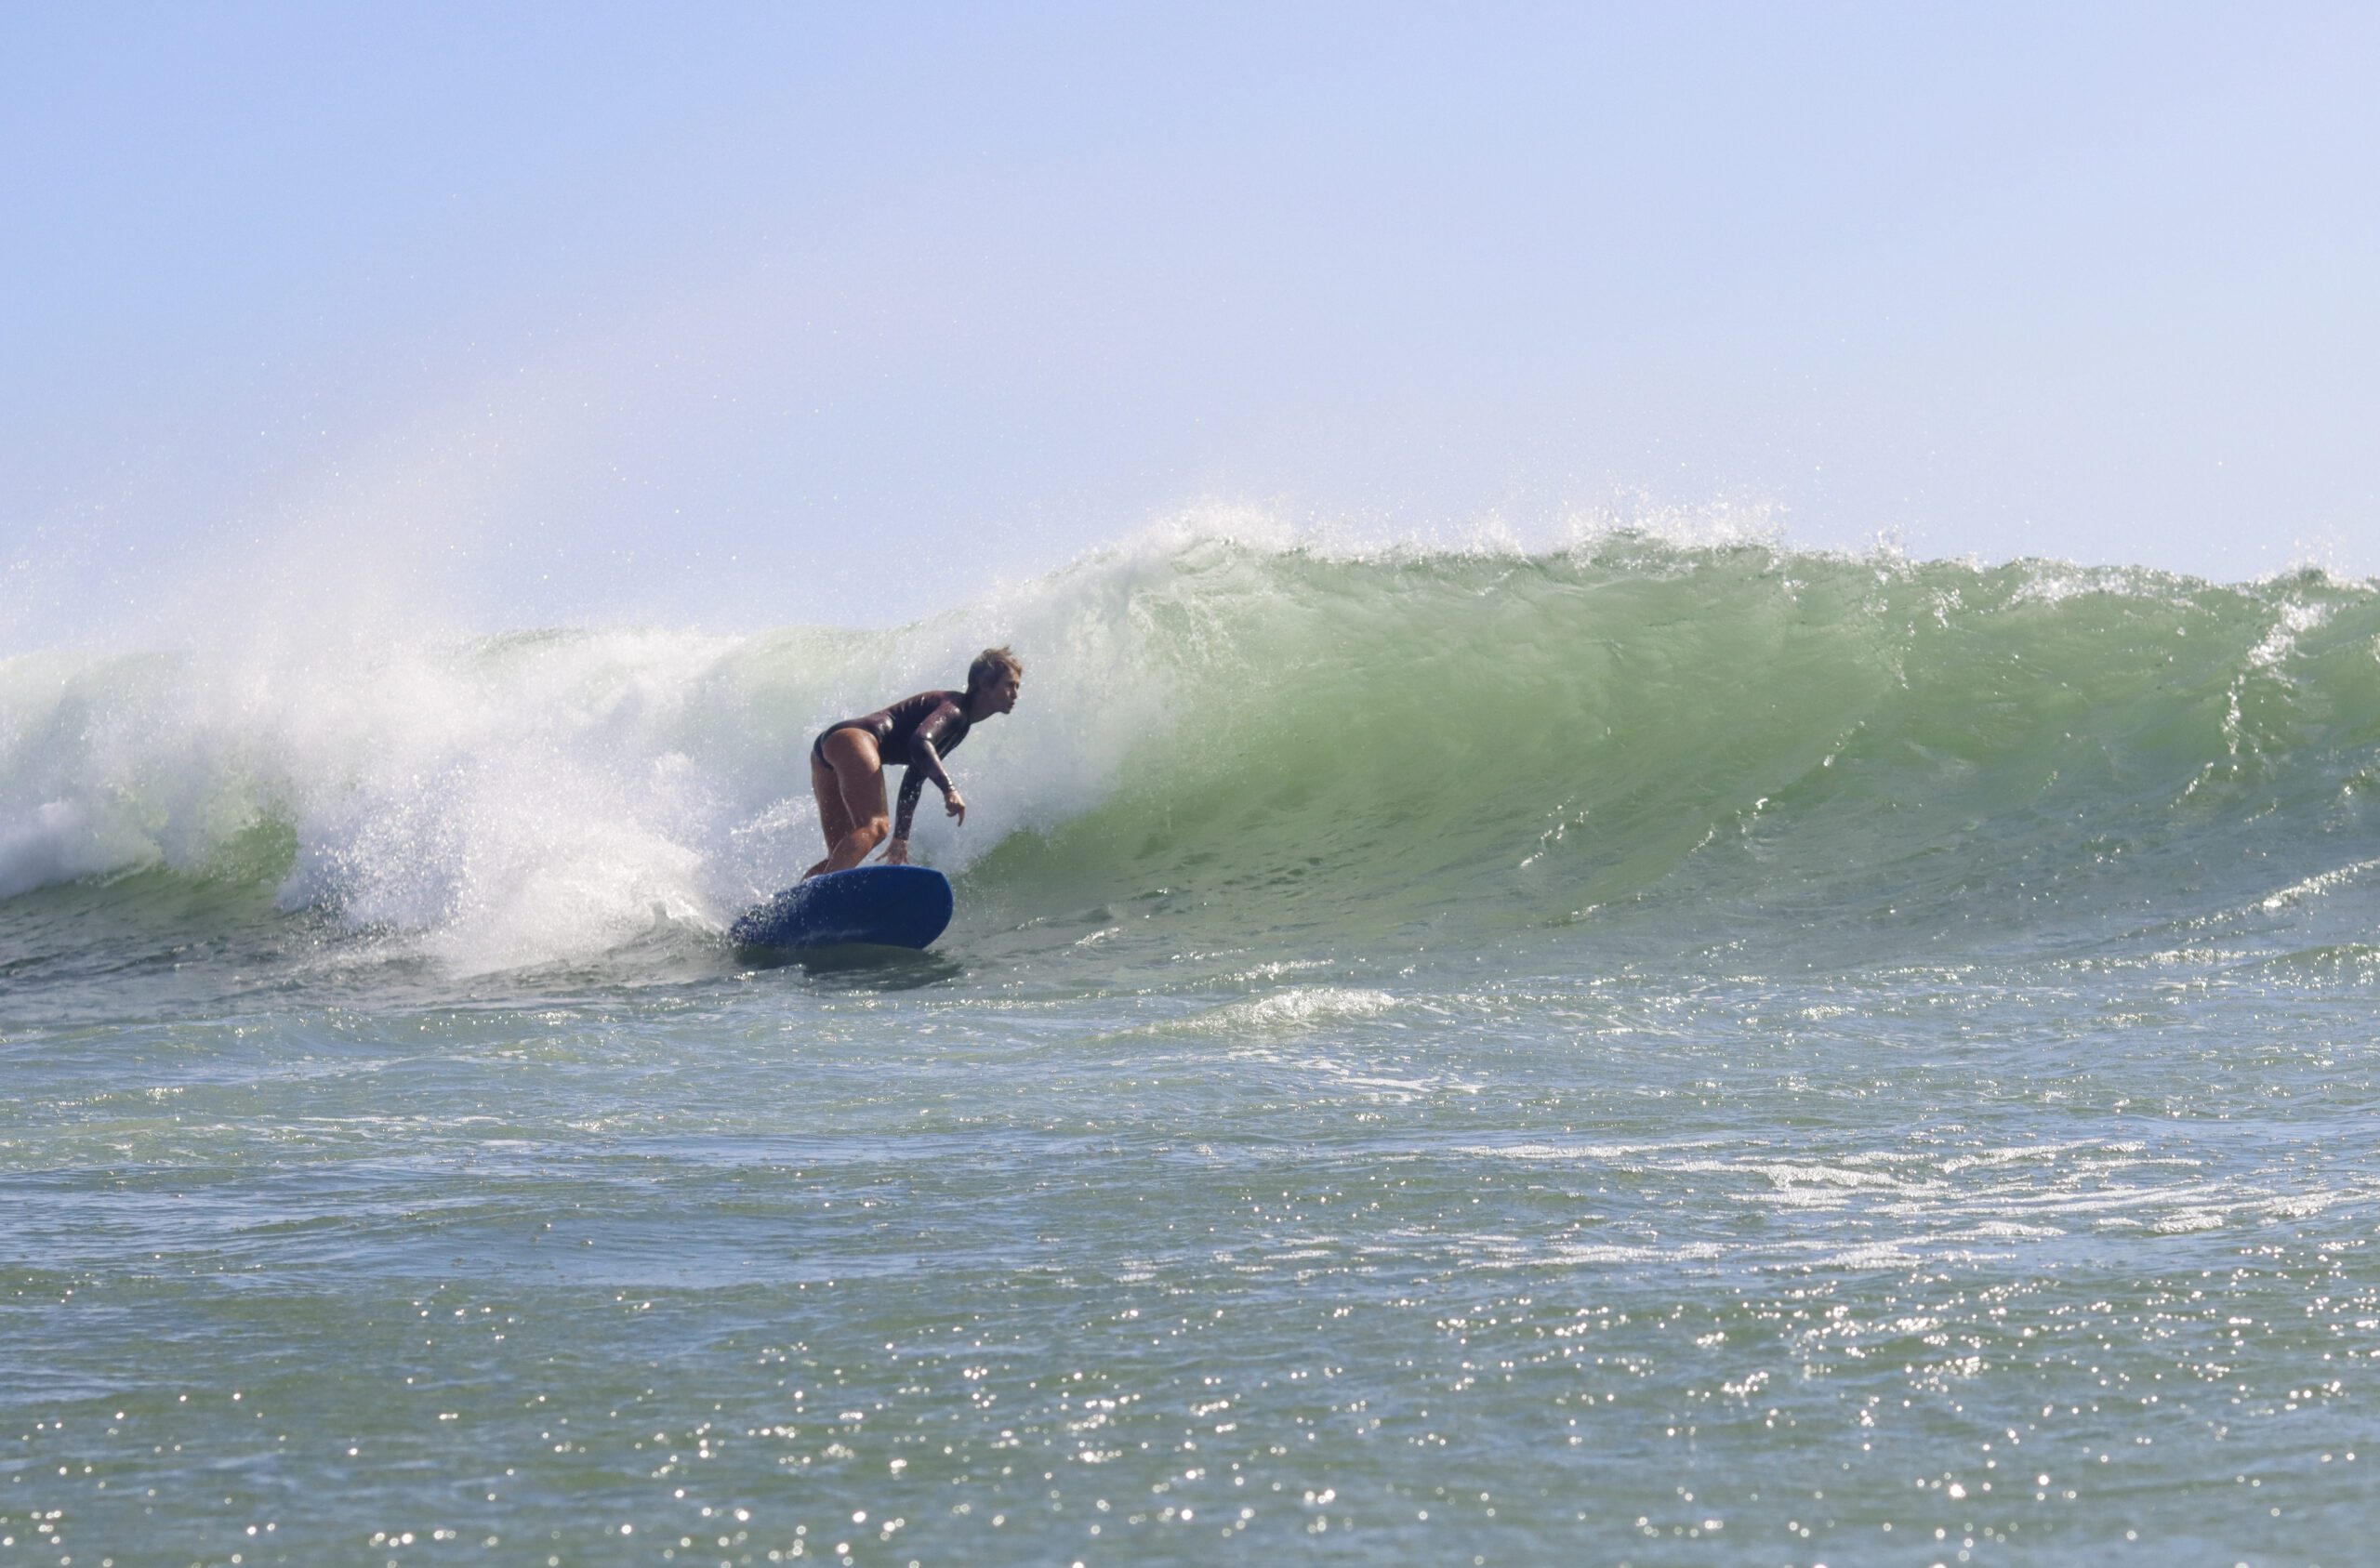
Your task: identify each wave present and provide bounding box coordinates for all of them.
[7,522,2380,969]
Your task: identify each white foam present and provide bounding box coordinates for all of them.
[2255,857,2380,915]
[0,799,157,900]
[1202,987,1400,1031]
[0,516,1307,966]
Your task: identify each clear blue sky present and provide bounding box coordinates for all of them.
[4,1,2375,646]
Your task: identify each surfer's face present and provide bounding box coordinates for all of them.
[968,669,1021,719]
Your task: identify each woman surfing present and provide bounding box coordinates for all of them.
[803,647,1024,879]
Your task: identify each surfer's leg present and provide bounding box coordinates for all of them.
[816,729,892,875]
[803,752,857,880]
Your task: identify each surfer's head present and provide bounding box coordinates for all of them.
[966,646,1024,718]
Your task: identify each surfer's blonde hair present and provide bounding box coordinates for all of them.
[968,645,1024,694]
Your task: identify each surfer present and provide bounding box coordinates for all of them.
[802,647,1024,879]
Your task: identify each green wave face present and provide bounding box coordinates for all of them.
[959,535,2380,958]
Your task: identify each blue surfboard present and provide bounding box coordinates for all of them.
[730,865,955,951]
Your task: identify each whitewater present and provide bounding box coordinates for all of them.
[7,526,2380,1565]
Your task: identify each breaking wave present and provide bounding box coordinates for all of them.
[7,521,2380,970]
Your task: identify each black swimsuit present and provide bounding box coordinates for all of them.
[813,690,973,839]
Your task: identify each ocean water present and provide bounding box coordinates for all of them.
[6,530,2380,1566]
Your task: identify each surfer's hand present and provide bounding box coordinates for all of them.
[880,837,909,865]
[944,789,966,825]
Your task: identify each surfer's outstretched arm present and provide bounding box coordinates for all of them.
[884,709,967,863]
[886,769,926,863]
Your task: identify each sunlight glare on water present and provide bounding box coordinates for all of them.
[7,535,2380,1563]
